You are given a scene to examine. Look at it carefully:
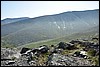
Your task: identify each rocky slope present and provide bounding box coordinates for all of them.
[1,37,99,66]
[47,53,92,66]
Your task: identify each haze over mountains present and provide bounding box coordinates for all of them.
[1,9,99,46]
[1,17,29,25]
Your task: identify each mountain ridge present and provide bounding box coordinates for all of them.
[1,9,99,46]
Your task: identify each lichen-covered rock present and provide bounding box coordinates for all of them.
[1,48,21,60]
[1,47,37,66]
[47,53,92,66]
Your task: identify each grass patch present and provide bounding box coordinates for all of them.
[87,49,96,56]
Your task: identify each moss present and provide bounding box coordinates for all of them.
[61,50,70,55]
[37,53,48,66]
[89,56,99,66]
[32,56,38,60]
[87,49,96,56]
[11,56,16,60]
[93,56,99,66]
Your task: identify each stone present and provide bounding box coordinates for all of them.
[47,53,92,66]
[20,47,30,54]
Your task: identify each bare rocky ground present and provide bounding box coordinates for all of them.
[1,37,99,66]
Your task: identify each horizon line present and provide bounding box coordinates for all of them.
[1,9,99,20]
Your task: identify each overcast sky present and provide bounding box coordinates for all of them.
[1,1,99,20]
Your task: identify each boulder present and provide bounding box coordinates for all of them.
[31,45,49,56]
[57,42,75,50]
[57,42,69,49]
[38,45,49,53]
[73,51,87,59]
[31,48,39,54]
[47,53,92,66]
[6,60,15,65]
[92,37,99,40]
[20,47,30,54]
[51,48,63,54]
[69,40,82,44]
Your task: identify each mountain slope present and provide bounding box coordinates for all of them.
[1,17,29,25]
[23,26,99,48]
[1,9,99,46]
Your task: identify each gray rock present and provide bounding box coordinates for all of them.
[47,53,92,66]
[57,42,75,50]
[1,48,21,60]
[1,48,37,66]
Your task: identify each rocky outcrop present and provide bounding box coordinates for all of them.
[57,42,75,50]
[1,37,99,66]
[1,48,37,66]
[1,48,21,60]
[47,53,92,66]
[20,47,30,54]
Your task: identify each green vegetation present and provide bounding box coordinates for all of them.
[87,49,99,66]
[88,56,99,66]
[92,56,99,66]
[37,52,50,66]
[61,50,70,55]
[87,49,96,56]
[1,44,16,48]
[23,30,98,48]
[11,56,16,60]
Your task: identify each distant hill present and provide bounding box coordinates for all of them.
[1,9,99,46]
[1,17,29,25]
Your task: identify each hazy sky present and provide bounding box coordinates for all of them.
[1,1,99,20]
